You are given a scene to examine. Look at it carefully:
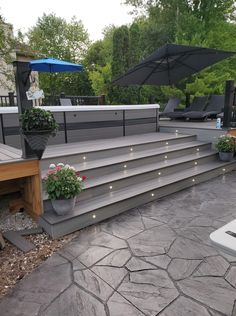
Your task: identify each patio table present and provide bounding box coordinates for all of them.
[210,219,236,256]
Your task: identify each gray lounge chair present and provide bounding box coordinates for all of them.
[183,95,224,120]
[166,96,208,119]
[60,98,72,106]
[159,97,180,118]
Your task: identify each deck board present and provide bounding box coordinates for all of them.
[42,132,190,159]
[0,143,22,162]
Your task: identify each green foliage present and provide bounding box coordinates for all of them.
[25,13,93,96]
[20,108,58,133]
[215,136,236,153]
[118,0,236,103]
[44,163,86,199]
[0,18,16,90]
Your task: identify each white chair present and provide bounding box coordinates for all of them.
[60,98,72,106]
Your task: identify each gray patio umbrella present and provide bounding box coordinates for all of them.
[112,44,235,86]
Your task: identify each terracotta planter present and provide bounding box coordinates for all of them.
[51,197,76,216]
[219,152,234,162]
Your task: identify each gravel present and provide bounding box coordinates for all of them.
[0,196,38,232]
[0,195,79,298]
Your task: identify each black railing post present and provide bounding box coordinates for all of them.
[123,110,126,136]
[223,80,234,128]
[13,61,35,158]
[0,114,5,144]
[63,111,68,143]
[99,95,106,105]
[185,93,191,108]
[156,108,159,132]
[8,92,15,106]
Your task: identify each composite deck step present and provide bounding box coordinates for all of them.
[41,140,211,179]
[43,149,217,202]
[43,133,195,158]
[40,134,197,168]
[40,159,236,238]
[83,150,217,189]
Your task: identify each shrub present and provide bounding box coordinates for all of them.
[20,107,58,133]
[215,135,236,153]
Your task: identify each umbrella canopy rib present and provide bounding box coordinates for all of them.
[112,44,236,86]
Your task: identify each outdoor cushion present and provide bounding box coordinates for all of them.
[166,96,208,119]
[159,97,180,117]
[184,95,224,120]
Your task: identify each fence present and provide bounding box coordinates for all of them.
[0,93,106,107]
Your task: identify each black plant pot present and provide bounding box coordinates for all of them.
[23,130,52,159]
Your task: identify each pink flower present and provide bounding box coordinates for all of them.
[76,171,80,176]
[82,175,87,181]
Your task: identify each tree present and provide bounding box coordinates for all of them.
[122,0,236,103]
[0,17,16,92]
[85,26,115,96]
[25,13,93,96]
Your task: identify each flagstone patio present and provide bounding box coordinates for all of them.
[1,172,236,316]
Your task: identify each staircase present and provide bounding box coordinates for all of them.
[39,132,236,238]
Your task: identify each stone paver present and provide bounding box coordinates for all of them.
[1,173,236,316]
[118,270,179,316]
[159,296,211,316]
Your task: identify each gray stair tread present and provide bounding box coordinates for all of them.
[77,141,210,172]
[84,150,217,189]
[3,230,35,252]
[42,159,236,224]
[42,149,216,200]
[41,141,210,177]
[43,133,194,158]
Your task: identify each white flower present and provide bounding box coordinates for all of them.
[64,164,71,169]
[78,177,82,181]
[57,163,65,167]
[49,163,56,169]
[69,166,76,171]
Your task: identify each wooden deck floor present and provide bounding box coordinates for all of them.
[0,143,22,163]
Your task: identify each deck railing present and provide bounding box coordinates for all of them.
[0,104,160,146]
[0,94,105,107]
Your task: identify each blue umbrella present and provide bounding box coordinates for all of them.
[29,58,83,104]
[29,57,83,72]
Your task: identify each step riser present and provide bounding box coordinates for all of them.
[40,164,235,239]
[76,154,218,202]
[40,135,197,169]
[42,146,214,203]
[75,143,211,180]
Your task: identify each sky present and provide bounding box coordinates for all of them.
[0,0,134,41]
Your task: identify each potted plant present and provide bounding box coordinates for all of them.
[215,135,236,161]
[20,107,58,159]
[43,163,87,215]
